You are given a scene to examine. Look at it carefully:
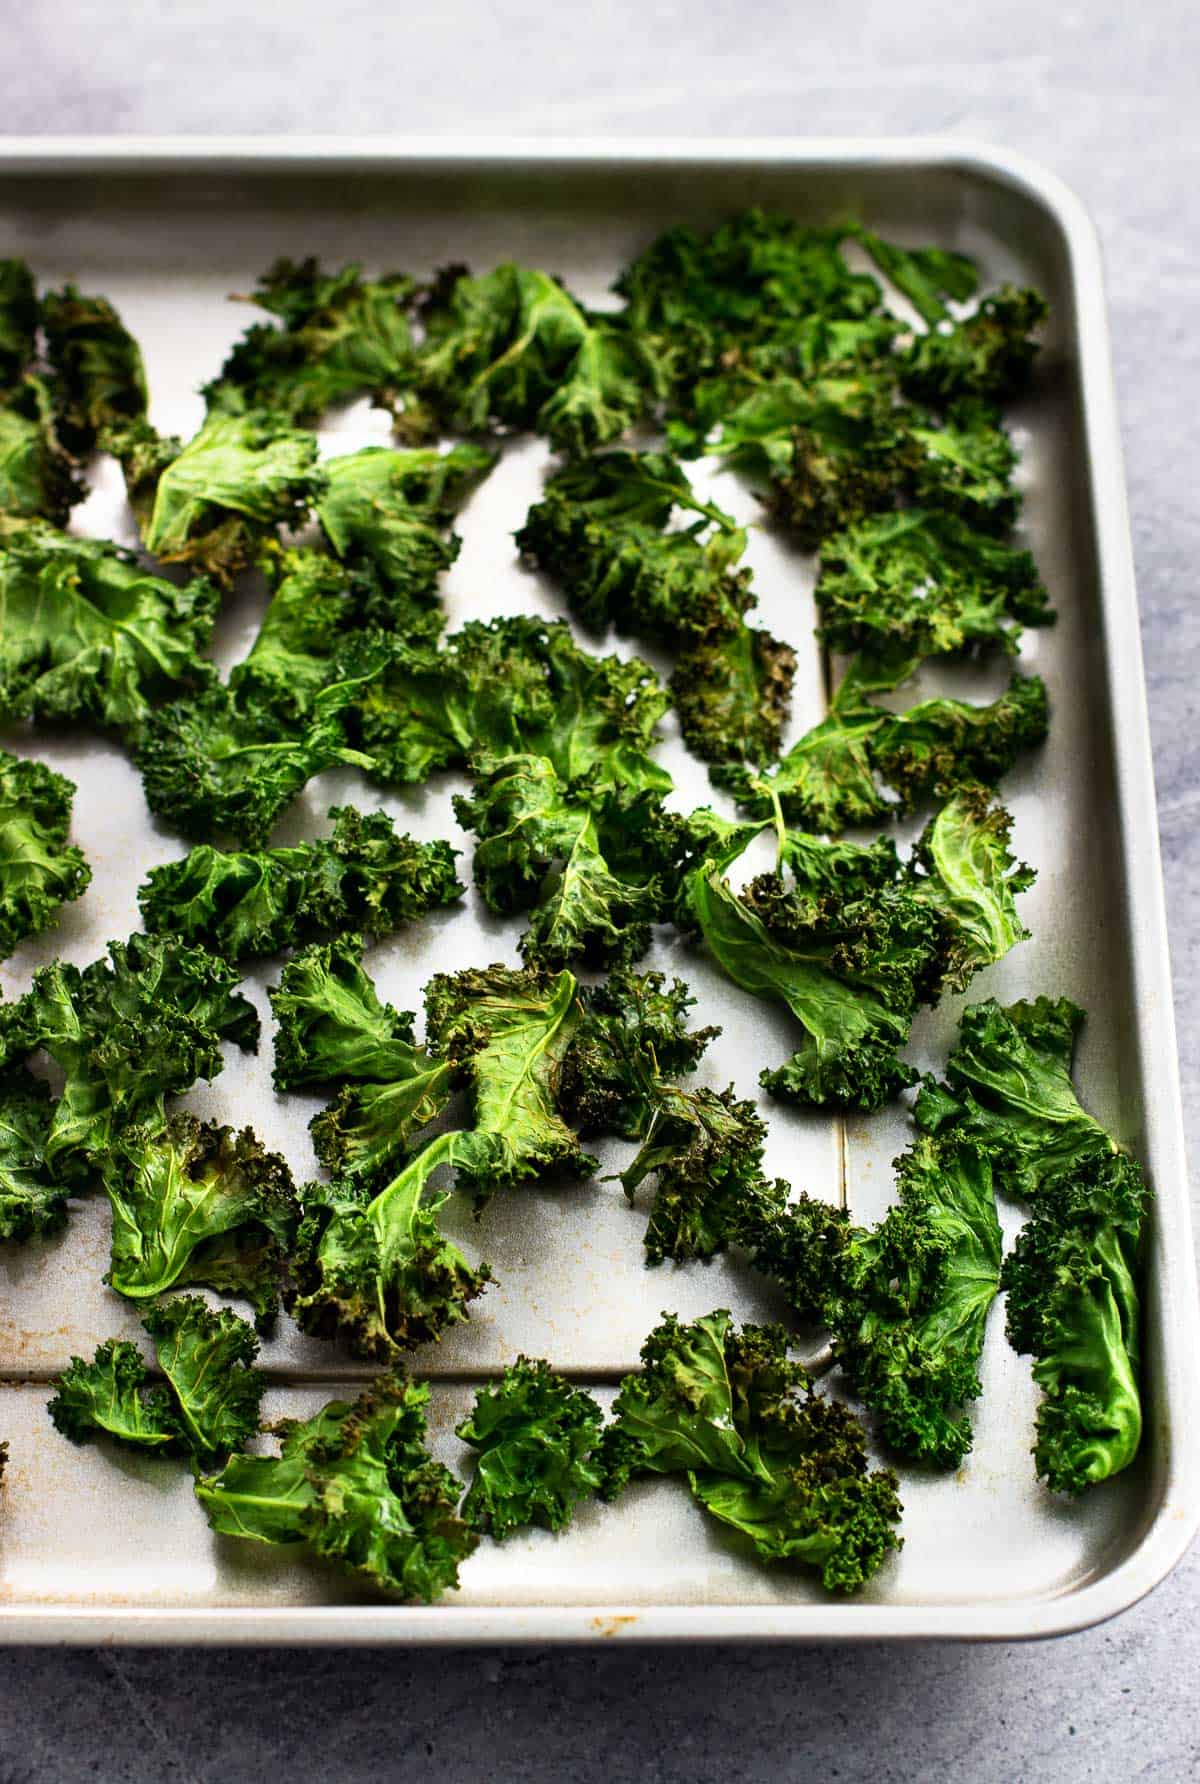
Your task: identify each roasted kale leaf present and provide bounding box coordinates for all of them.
[139,806,461,960]
[0,748,91,958]
[458,1358,607,1539]
[602,1310,902,1593]
[195,1372,478,1601]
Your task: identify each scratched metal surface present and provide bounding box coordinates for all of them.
[0,149,1182,1632]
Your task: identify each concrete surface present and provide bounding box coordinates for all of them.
[1,3,1199,1779]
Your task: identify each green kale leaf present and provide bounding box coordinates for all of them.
[54,1299,267,1464]
[424,963,595,1205]
[815,509,1052,657]
[516,450,794,767]
[900,287,1048,405]
[676,822,934,1111]
[621,1083,789,1265]
[48,1339,177,1450]
[118,411,326,587]
[132,673,376,848]
[602,1310,902,1593]
[0,522,217,729]
[202,259,417,424]
[194,1373,477,1601]
[140,1295,265,1465]
[417,264,662,454]
[0,1067,67,1240]
[727,651,1047,832]
[0,259,38,382]
[749,1132,1002,1468]
[289,1130,493,1357]
[455,754,678,971]
[0,933,258,1181]
[615,212,885,389]
[317,442,496,604]
[0,748,91,957]
[345,616,670,792]
[41,284,148,455]
[1001,1150,1146,1495]
[0,388,84,523]
[916,994,1150,1492]
[103,1113,298,1324]
[269,934,419,1090]
[139,804,462,959]
[458,1357,607,1539]
[556,967,719,1140]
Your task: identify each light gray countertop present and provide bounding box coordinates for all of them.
[1,5,1198,1779]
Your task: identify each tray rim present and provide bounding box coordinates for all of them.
[0,131,1194,1645]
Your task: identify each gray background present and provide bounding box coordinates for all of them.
[1,2,1198,1778]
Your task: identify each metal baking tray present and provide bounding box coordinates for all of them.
[0,136,1194,1644]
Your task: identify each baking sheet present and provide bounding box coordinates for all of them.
[0,138,1193,1642]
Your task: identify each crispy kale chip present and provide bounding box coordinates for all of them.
[317,443,496,604]
[424,963,595,1205]
[602,1310,902,1593]
[672,626,797,772]
[0,259,38,381]
[203,259,417,423]
[113,411,325,587]
[728,650,1047,832]
[681,368,917,550]
[103,1113,298,1324]
[195,1373,478,1601]
[417,263,662,455]
[132,670,377,848]
[868,668,1047,813]
[294,943,456,1185]
[516,451,795,768]
[621,1083,789,1265]
[1002,1150,1146,1495]
[228,547,368,721]
[139,805,461,960]
[308,1052,455,1187]
[677,800,1033,1109]
[900,287,1048,405]
[907,400,1021,532]
[48,1338,177,1452]
[0,933,258,1181]
[676,820,931,1110]
[516,451,749,645]
[0,1067,67,1240]
[557,967,719,1140]
[40,284,148,455]
[269,934,419,1091]
[290,1131,492,1358]
[835,1134,1003,1467]
[916,995,1150,1492]
[745,1132,1003,1468]
[685,373,1019,548]
[140,1296,265,1465]
[0,522,217,729]
[905,784,1035,992]
[455,754,679,971]
[616,212,886,388]
[913,995,1118,1196]
[851,228,980,326]
[458,1357,607,1539]
[0,267,89,522]
[346,615,671,792]
[720,650,902,834]
[52,1298,264,1466]
[0,389,84,524]
[815,509,1052,658]
[0,748,91,957]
